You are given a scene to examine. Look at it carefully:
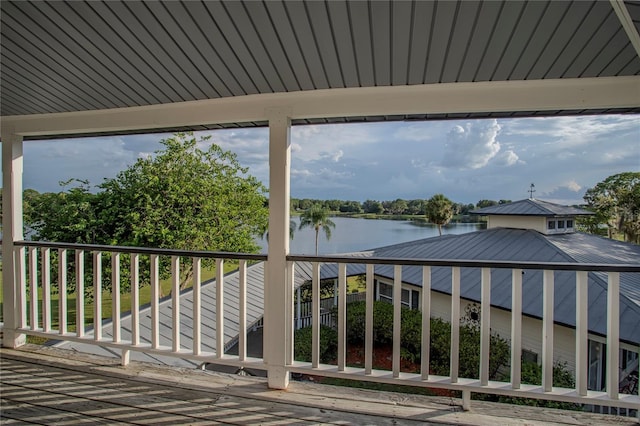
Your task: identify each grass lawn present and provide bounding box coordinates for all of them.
[0,259,237,332]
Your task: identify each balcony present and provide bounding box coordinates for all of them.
[3,344,638,425]
[3,240,638,420]
[2,1,640,422]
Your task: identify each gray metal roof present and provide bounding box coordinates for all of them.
[471,199,595,216]
[2,0,640,131]
[55,262,268,367]
[308,229,640,345]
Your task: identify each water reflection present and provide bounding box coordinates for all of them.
[257,217,485,255]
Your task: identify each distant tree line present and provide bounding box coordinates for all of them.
[290,198,512,216]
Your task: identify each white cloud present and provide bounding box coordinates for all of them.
[566,180,582,192]
[12,115,638,204]
[494,149,521,166]
[441,119,503,169]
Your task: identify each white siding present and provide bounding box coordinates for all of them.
[487,216,547,233]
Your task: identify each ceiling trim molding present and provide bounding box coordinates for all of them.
[2,77,639,138]
[610,0,640,59]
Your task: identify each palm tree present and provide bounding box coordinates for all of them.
[299,204,336,255]
[425,194,454,236]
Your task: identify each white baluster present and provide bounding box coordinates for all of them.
[150,254,159,349]
[216,258,224,359]
[112,253,121,343]
[193,257,202,356]
[238,260,247,361]
[29,247,38,330]
[41,248,51,332]
[607,272,620,400]
[576,271,588,396]
[172,256,180,352]
[365,264,374,375]
[93,251,102,341]
[131,253,140,346]
[312,262,320,368]
[511,269,522,389]
[542,270,554,392]
[421,266,431,380]
[451,267,461,383]
[337,263,347,372]
[480,268,491,386]
[393,265,402,378]
[76,250,85,337]
[58,249,67,335]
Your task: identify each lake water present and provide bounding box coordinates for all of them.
[256,217,485,255]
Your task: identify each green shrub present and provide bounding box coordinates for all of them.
[493,361,579,409]
[294,325,338,364]
[344,301,511,378]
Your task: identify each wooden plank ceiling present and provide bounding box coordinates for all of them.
[1,0,639,136]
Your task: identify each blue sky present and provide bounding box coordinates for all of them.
[15,114,640,205]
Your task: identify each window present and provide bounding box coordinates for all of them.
[567,220,574,228]
[548,220,556,230]
[378,282,393,304]
[557,220,565,229]
[376,281,420,309]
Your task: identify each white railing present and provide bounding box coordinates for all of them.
[287,254,640,413]
[12,240,267,371]
[6,241,640,413]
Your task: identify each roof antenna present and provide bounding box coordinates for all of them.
[528,183,536,199]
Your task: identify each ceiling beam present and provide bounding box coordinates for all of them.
[610,0,640,59]
[2,76,639,138]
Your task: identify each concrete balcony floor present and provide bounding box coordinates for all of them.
[0,345,635,426]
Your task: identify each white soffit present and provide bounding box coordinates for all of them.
[3,76,639,138]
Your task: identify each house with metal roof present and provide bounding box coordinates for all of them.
[294,199,639,393]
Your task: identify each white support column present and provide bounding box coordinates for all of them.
[2,131,26,348]
[264,108,293,389]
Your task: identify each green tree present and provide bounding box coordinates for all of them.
[100,133,268,288]
[22,133,268,293]
[425,194,454,236]
[362,199,384,214]
[583,172,640,243]
[299,204,336,255]
[389,198,409,215]
[25,180,103,244]
[476,199,498,209]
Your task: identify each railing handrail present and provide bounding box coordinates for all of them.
[287,254,640,273]
[11,241,639,272]
[13,240,268,262]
